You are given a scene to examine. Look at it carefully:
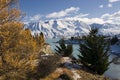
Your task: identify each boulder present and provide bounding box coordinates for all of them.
[39,44,54,54]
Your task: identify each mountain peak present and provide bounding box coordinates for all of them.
[25,19,120,38]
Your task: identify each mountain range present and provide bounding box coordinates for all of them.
[24,19,120,38]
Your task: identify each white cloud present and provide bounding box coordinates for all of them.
[73,13,89,18]
[63,16,105,24]
[46,7,79,18]
[99,5,104,8]
[101,11,120,24]
[63,10,120,24]
[113,11,120,18]
[101,13,110,19]
[87,18,105,24]
[101,11,120,19]
[108,4,112,7]
[78,18,105,24]
[107,0,119,8]
[109,0,120,3]
[24,6,120,25]
[30,14,42,21]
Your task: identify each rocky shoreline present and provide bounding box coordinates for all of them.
[39,44,109,80]
[39,43,54,54]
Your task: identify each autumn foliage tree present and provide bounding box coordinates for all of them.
[0,0,45,56]
[34,32,45,48]
[0,0,46,79]
[0,0,22,63]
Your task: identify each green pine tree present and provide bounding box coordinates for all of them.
[110,35,119,45]
[79,28,110,75]
[55,39,73,57]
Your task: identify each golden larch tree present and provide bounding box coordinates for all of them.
[0,0,45,79]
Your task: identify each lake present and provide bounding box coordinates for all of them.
[46,38,120,80]
[45,38,80,57]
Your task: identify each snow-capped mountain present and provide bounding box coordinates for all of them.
[25,19,91,38]
[90,23,120,36]
[24,19,120,38]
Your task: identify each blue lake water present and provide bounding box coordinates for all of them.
[45,38,80,58]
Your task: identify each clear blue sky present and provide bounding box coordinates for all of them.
[19,0,120,24]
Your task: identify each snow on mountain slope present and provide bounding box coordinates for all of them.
[90,23,120,36]
[25,19,91,38]
[24,19,120,38]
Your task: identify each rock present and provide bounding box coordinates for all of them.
[61,57,72,63]
[71,69,81,80]
[112,57,120,64]
[39,44,54,54]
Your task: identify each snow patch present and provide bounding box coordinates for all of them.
[72,69,81,80]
